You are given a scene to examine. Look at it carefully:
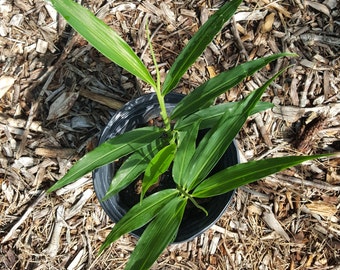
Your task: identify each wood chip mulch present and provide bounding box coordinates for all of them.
[1,0,339,269]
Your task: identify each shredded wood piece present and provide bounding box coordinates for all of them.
[44,205,65,256]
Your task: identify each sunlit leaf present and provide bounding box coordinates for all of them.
[99,189,179,254]
[47,127,163,192]
[171,53,295,119]
[172,121,200,186]
[183,68,287,190]
[192,154,332,197]
[162,0,243,95]
[102,138,168,201]
[125,196,187,270]
[174,101,274,131]
[142,142,177,198]
[50,0,156,88]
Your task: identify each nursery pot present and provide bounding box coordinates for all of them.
[93,93,239,243]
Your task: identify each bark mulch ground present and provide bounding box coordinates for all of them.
[1,0,339,269]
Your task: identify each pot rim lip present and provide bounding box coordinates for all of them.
[93,92,240,243]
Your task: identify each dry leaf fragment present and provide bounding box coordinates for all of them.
[261,13,275,33]
[47,91,79,120]
[0,76,15,99]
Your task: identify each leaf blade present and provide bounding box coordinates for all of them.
[141,142,177,198]
[184,68,287,190]
[102,138,168,201]
[47,127,163,192]
[99,189,179,254]
[172,121,200,186]
[125,196,187,270]
[162,0,242,95]
[171,53,295,119]
[192,154,332,197]
[174,101,274,131]
[50,0,156,88]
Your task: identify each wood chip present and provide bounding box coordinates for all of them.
[0,76,15,99]
[67,248,86,270]
[79,88,124,110]
[65,189,93,220]
[36,39,49,54]
[261,0,291,17]
[47,91,79,120]
[234,10,268,22]
[261,13,275,33]
[207,66,217,78]
[305,201,338,218]
[9,14,24,27]
[44,205,65,257]
[35,147,76,158]
[1,191,46,243]
[261,206,290,241]
[305,1,330,17]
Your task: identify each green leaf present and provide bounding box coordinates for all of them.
[162,0,242,95]
[183,68,287,190]
[99,189,179,254]
[141,142,177,198]
[175,101,274,131]
[50,0,156,88]
[171,53,296,119]
[172,121,200,186]
[102,138,168,201]
[192,154,332,198]
[125,196,187,270]
[47,127,163,192]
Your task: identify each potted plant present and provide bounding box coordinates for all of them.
[46,0,334,269]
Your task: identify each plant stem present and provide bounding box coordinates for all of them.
[177,185,208,216]
[146,23,171,131]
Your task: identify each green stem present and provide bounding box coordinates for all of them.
[146,23,171,132]
[177,186,208,216]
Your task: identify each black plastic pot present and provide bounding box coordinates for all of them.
[93,93,239,243]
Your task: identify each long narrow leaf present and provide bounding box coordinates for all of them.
[102,138,168,201]
[192,154,332,198]
[172,121,200,186]
[47,127,163,192]
[50,0,156,88]
[125,196,187,270]
[162,0,242,95]
[141,142,177,198]
[183,68,287,190]
[171,53,295,119]
[99,189,179,254]
[175,101,274,131]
